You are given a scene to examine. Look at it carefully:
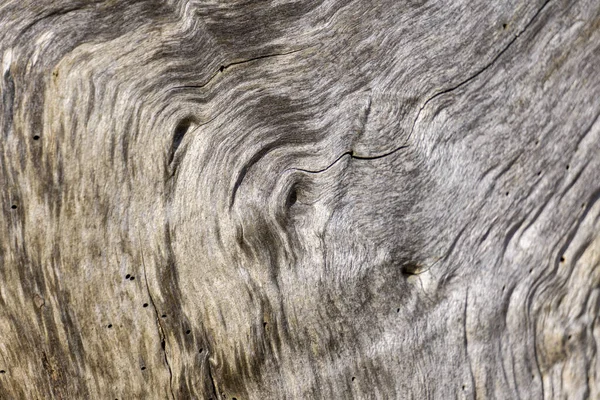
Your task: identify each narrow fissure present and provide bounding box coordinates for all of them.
[206,357,219,400]
[291,145,410,175]
[141,252,175,400]
[168,47,308,92]
[406,0,553,144]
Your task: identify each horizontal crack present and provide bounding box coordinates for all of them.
[168,47,308,92]
[291,145,410,174]
[351,144,410,161]
[221,47,307,71]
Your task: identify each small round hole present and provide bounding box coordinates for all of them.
[351,377,355,382]
[33,135,40,140]
[502,23,507,29]
[143,303,149,308]
[560,256,565,263]
[125,274,130,279]
[396,308,400,313]
[107,324,113,328]
[186,330,191,335]
[566,165,570,170]
[10,205,17,210]
[0,370,5,374]
[161,314,167,318]
[130,276,135,281]
[505,191,509,196]
[141,366,146,371]
[199,348,203,353]
[219,65,225,72]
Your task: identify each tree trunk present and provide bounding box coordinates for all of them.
[0,0,599,398]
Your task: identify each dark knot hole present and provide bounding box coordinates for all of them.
[169,117,195,165]
[286,185,298,208]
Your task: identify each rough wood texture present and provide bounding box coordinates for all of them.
[1,0,599,398]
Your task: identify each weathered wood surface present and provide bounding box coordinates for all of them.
[0,0,599,398]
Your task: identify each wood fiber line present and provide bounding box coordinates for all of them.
[0,0,599,398]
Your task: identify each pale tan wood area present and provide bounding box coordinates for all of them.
[0,0,599,398]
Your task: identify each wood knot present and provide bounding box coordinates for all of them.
[34,294,45,309]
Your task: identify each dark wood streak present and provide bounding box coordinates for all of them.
[0,0,599,398]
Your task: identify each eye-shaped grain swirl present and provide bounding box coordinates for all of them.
[0,0,599,398]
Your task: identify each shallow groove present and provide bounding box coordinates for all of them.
[141,251,175,400]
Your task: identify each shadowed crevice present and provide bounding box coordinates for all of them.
[206,358,219,400]
[141,251,175,400]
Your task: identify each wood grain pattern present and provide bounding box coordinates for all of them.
[0,0,599,398]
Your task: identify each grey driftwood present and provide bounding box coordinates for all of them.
[0,0,599,398]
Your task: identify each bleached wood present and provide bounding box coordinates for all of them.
[0,0,599,398]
